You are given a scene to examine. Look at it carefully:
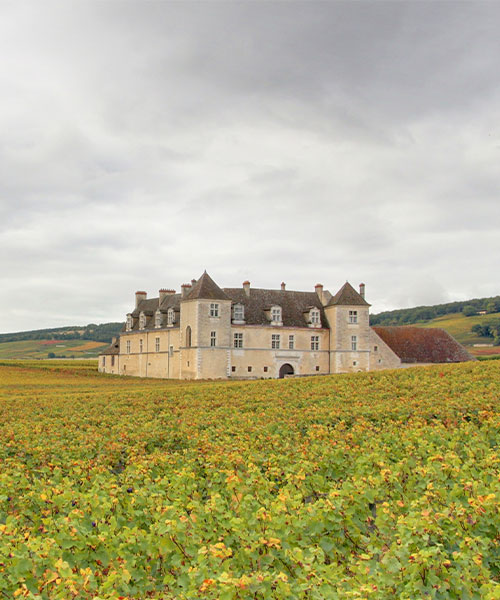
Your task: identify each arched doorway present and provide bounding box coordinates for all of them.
[279,363,294,379]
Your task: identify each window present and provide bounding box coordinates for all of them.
[155,310,162,328]
[111,356,115,366]
[167,308,175,326]
[231,366,236,372]
[271,306,282,323]
[139,312,146,330]
[186,326,192,347]
[155,337,160,352]
[264,366,268,372]
[311,335,319,351]
[288,335,295,350]
[247,366,252,372]
[209,303,219,317]
[310,309,320,324]
[126,340,131,354]
[349,310,358,324]
[233,333,243,348]
[169,345,174,357]
[139,339,143,353]
[271,334,280,349]
[351,335,357,351]
[374,345,378,352]
[233,304,244,321]
[126,314,133,331]
[210,331,216,347]
[315,365,320,371]
[102,356,106,366]
[353,361,357,366]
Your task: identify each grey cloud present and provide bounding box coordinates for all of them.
[1,1,500,331]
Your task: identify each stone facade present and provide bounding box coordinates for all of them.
[99,271,402,379]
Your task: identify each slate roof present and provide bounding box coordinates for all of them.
[128,293,182,331]
[327,281,370,307]
[372,326,476,364]
[186,271,230,301]
[100,339,120,355]
[222,288,326,328]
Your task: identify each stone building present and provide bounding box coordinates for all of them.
[99,271,473,379]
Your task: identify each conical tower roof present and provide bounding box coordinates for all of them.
[327,281,370,306]
[185,271,230,301]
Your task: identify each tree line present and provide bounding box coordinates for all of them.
[0,322,124,344]
[370,295,500,326]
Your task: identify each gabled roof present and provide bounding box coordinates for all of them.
[185,271,230,301]
[327,281,370,307]
[372,326,476,364]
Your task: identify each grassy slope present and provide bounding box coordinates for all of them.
[414,311,500,352]
[0,339,108,360]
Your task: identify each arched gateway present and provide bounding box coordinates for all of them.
[279,363,294,378]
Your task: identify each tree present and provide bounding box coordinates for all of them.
[486,300,500,314]
[47,352,55,359]
[462,305,476,317]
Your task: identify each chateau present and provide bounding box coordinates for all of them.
[99,271,473,379]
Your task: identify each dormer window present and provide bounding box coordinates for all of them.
[271,306,282,324]
[232,303,245,323]
[154,310,162,329]
[126,314,133,331]
[310,308,321,325]
[139,312,146,330]
[167,307,175,326]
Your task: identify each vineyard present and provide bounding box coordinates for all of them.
[0,361,499,599]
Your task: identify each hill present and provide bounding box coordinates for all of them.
[0,322,124,359]
[370,294,500,326]
[370,295,500,356]
[0,322,124,343]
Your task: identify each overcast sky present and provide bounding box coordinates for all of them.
[1,1,499,332]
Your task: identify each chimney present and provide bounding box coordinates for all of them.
[281,282,286,291]
[243,280,250,297]
[159,288,175,304]
[359,283,365,299]
[315,283,323,301]
[181,283,192,298]
[135,290,147,308]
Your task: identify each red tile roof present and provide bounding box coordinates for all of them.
[372,326,476,363]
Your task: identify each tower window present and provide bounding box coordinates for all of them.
[209,303,219,317]
[210,331,216,347]
[351,336,357,351]
[349,310,358,323]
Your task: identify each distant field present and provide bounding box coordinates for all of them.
[414,311,500,351]
[0,339,108,360]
